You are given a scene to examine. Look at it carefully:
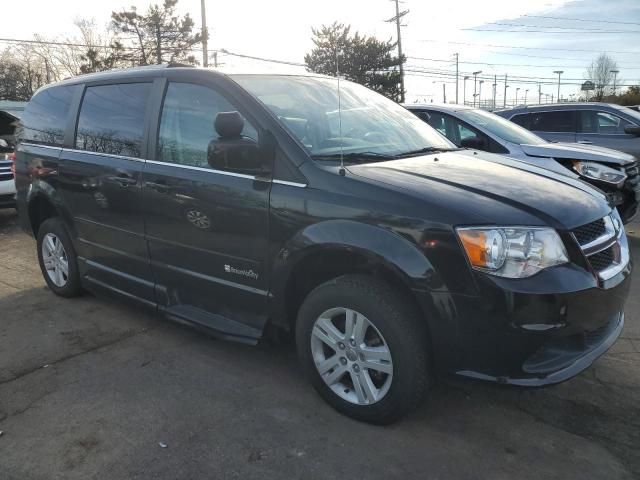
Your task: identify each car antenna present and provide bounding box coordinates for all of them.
[336,50,345,176]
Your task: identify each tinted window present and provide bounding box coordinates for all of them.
[579,110,631,134]
[75,83,151,158]
[157,83,258,169]
[426,112,447,136]
[19,85,74,146]
[457,109,545,145]
[510,113,530,129]
[530,111,574,133]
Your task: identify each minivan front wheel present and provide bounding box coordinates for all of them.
[296,274,431,424]
[37,218,82,297]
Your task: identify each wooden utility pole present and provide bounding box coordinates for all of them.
[454,53,459,104]
[386,0,408,103]
[201,0,208,67]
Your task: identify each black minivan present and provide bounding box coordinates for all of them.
[15,65,631,424]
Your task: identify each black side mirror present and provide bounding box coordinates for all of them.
[460,136,487,150]
[208,111,271,176]
[624,125,640,136]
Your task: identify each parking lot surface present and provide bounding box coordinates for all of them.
[0,208,639,480]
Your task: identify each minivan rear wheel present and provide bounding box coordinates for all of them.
[295,274,431,424]
[37,217,82,297]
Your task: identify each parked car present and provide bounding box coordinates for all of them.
[406,104,640,222]
[15,66,631,424]
[495,103,640,158]
[0,140,16,209]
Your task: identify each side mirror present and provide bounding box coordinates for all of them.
[460,136,487,150]
[207,111,271,176]
[624,125,640,136]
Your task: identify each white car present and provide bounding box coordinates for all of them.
[406,103,640,223]
[0,139,16,209]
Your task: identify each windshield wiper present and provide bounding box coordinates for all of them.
[394,146,461,157]
[311,152,396,163]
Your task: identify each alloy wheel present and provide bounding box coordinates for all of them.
[41,233,69,287]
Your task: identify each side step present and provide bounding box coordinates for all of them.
[162,304,262,345]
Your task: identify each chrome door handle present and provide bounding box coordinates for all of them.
[577,140,593,145]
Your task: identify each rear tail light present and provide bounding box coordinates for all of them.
[8,151,16,176]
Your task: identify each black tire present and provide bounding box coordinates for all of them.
[295,274,431,424]
[36,217,82,297]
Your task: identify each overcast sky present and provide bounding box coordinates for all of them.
[4,0,639,105]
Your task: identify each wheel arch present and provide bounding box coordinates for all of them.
[26,184,75,238]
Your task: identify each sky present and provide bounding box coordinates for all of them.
[3,0,640,106]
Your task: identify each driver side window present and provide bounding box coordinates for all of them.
[158,83,258,169]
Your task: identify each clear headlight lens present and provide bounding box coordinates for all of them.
[572,161,626,185]
[456,227,569,278]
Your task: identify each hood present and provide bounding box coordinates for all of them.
[521,142,636,165]
[348,150,610,230]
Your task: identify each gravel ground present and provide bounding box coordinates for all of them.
[0,207,639,480]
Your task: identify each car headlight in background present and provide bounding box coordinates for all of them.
[456,227,569,278]
[572,161,626,186]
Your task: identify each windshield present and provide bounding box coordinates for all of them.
[232,75,456,160]
[458,109,546,145]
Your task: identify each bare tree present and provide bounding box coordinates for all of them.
[585,53,619,102]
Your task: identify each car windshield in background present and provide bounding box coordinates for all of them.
[233,75,456,161]
[458,109,547,146]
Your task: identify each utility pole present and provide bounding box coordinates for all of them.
[156,26,162,64]
[524,89,529,105]
[611,69,620,96]
[478,80,484,108]
[443,83,446,103]
[386,0,408,103]
[463,76,469,106]
[553,70,563,102]
[472,70,482,107]
[213,51,218,67]
[44,58,51,83]
[538,83,542,104]
[503,74,508,108]
[200,0,208,67]
[493,74,497,110]
[454,53,459,104]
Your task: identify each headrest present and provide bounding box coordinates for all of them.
[215,111,244,138]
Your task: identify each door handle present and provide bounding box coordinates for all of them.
[111,174,138,188]
[577,140,593,145]
[145,180,171,194]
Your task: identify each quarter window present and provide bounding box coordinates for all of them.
[530,111,574,133]
[157,82,258,169]
[75,83,151,158]
[510,114,530,129]
[579,110,632,134]
[19,85,74,146]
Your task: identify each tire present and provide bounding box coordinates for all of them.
[295,274,431,424]
[36,217,82,297]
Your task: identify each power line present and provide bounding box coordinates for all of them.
[523,14,640,26]
[217,49,306,67]
[462,27,638,34]
[484,22,639,32]
[408,56,640,70]
[413,39,638,55]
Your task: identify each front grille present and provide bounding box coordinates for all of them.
[572,218,606,246]
[588,245,616,272]
[0,160,13,182]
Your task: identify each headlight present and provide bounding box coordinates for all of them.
[572,161,626,186]
[456,227,569,278]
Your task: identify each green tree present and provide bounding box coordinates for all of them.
[304,23,405,102]
[111,0,204,66]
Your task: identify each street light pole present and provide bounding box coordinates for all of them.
[553,70,563,102]
[524,89,529,105]
[472,71,482,107]
[515,87,520,105]
[454,53,459,104]
[478,80,484,108]
[611,69,620,96]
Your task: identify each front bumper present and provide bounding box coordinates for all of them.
[417,257,631,386]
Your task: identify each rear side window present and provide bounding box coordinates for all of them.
[19,85,74,146]
[530,111,574,133]
[75,83,151,158]
[510,114,530,129]
[579,110,632,134]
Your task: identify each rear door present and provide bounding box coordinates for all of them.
[529,110,576,143]
[576,110,640,156]
[142,79,271,336]
[58,81,156,306]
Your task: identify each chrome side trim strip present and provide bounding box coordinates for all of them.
[144,159,257,180]
[63,148,146,163]
[272,179,308,188]
[19,142,62,152]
